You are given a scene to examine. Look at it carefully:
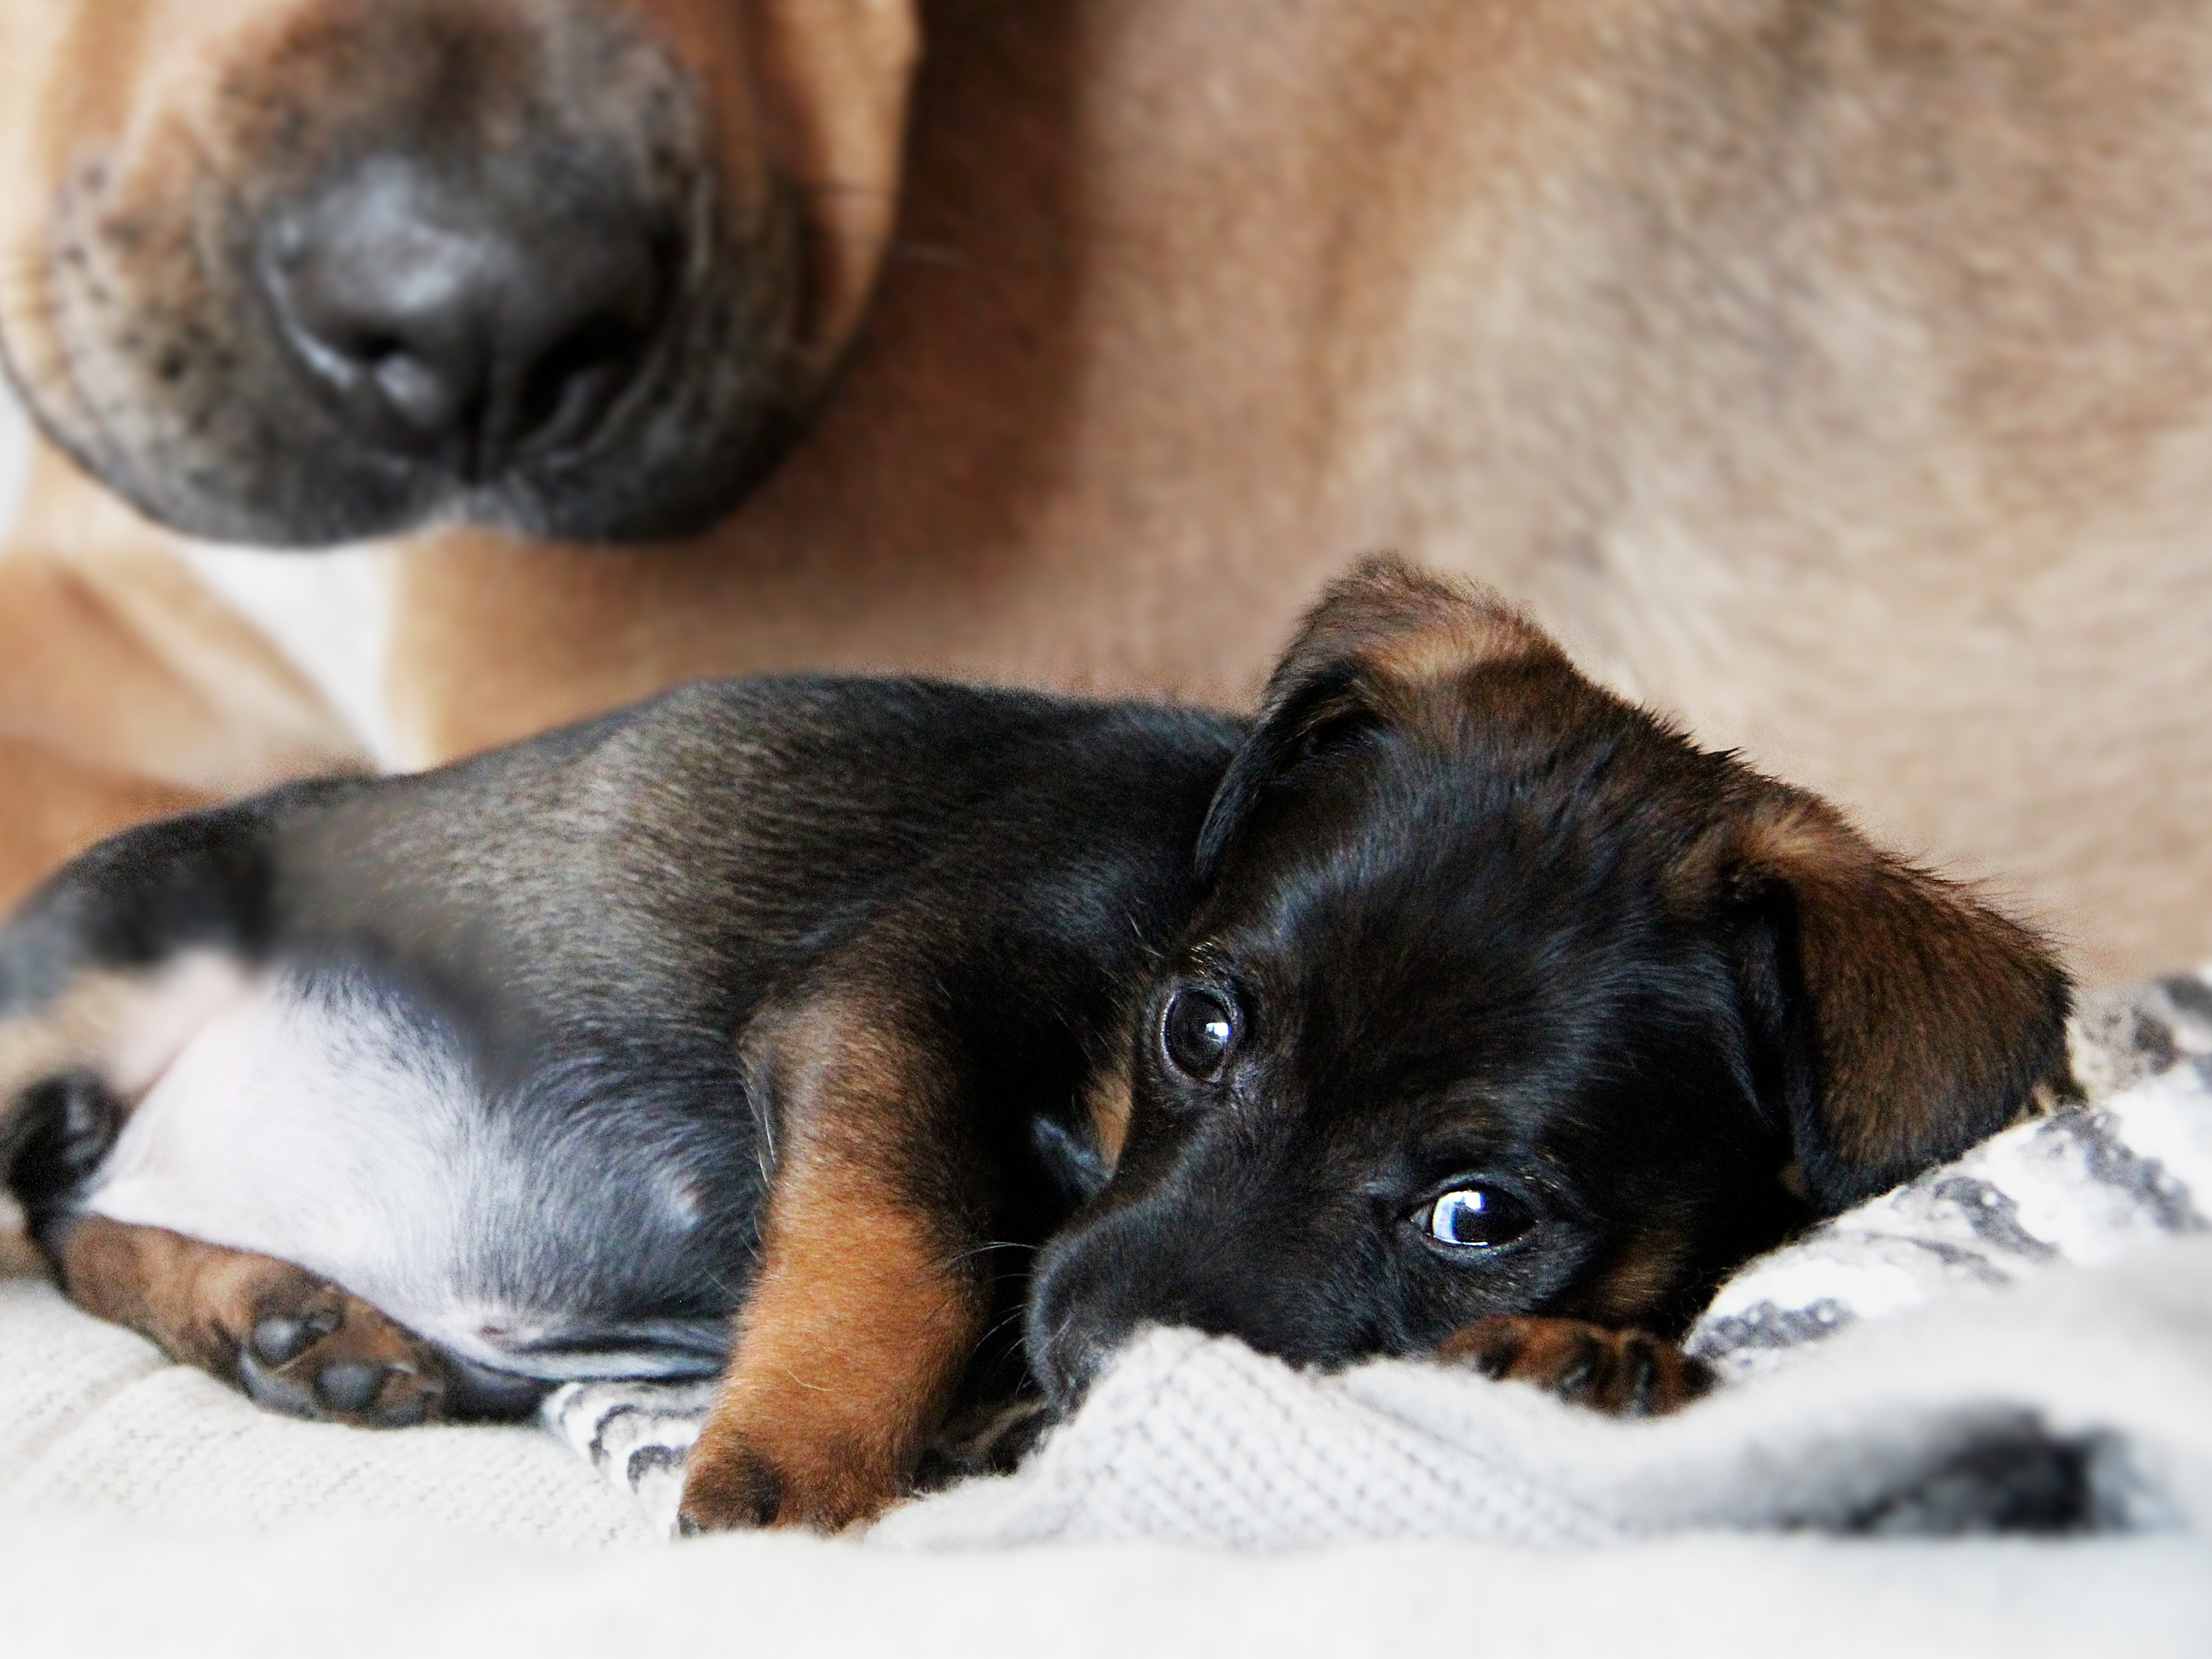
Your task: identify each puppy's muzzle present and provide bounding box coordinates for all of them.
[1028,1204,1359,1411]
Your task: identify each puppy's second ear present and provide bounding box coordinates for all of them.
[1196,556,1559,880]
[1726,789,2071,1214]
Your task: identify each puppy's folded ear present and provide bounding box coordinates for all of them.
[1723,789,2071,1214]
[1196,555,1560,880]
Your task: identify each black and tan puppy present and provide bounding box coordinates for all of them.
[0,560,2068,1531]
[1027,566,2074,1414]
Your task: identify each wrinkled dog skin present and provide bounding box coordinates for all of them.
[0,0,914,544]
[0,560,2070,1529]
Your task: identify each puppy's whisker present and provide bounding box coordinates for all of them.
[974,1307,1029,1356]
[944,1239,1037,1270]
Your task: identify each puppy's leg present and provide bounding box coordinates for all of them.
[0,791,435,1423]
[2,801,285,1244]
[1435,1316,1714,1416]
[679,993,990,1533]
[55,1215,450,1427]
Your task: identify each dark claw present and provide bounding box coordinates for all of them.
[679,1449,783,1534]
[236,1350,321,1419]
[315,1361,391,1414]
[1554,1332,1601,1399]
[1467,1332,1517,1380]
[1622,1337,1660,1416]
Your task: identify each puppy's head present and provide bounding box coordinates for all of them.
[0,0,915,544]
[1030,558,2069,1402]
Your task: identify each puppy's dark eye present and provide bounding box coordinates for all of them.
[1161,989,1237,1078]
[1420,1187,1536,1250]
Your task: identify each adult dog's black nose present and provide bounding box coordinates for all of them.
[258,157,669,477]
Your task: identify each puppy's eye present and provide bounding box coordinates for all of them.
[1421,1187,1536,1250]
[1161,989,1237,1078]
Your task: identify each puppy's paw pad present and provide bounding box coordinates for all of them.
[234,1283,445,1428]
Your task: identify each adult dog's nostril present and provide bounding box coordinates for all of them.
[257,156,668,477]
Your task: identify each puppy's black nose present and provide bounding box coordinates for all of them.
[258,157,669,477]
[1035,1319,1124,1414]
[1028,1240,1153,1412]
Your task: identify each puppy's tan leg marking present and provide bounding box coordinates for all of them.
[680,996,986,1532]
[58,1215,448,1427]
[1436,1316,1714,1418]
[683,1173,983,1531]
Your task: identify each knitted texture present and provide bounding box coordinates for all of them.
[876,1238,2212,1549]
[0,1276,653,1548]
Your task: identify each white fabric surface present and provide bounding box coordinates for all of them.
[1692,1065,2212,1378]
[3,1506,2206,1659]
[877,1237,2212,1550]
[0,1274,653,1551]
[10,1254,2205,1659]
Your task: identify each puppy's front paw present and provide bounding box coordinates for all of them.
[1434,1315,1713,1416]
[676,1440,789,1535]
[676,1414,900,1535]
[233,1276,448,1429]
[57,1217,452,1428]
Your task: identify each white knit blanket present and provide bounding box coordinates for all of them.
[547,968,2212,1545]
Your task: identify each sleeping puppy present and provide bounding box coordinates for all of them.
[0,559,2069,1531]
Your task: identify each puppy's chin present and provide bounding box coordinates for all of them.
[0,0,900,550]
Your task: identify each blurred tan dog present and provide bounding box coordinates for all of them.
[4,0,2212,988]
